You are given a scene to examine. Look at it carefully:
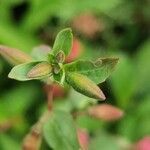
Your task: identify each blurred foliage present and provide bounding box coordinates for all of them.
[0,0,149,149]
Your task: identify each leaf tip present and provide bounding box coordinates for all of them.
[8,69,15,79]
[59,28,72,35]
[114,57,119,63]
[63,27,72,32]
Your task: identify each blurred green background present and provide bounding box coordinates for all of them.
[0,0,150,149]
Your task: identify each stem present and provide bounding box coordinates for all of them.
[46,84,54,111]
[23,83,54,150]
[72,111,87,120]
[22,111,51,150]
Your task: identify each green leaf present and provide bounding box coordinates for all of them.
[64,57,119,84]
[66,72,106,100]
[43,110,80,150]
[8,61,52,81]
[52,28,73,56]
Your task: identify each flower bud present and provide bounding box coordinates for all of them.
[0,45,32,65]
[88,104,124,121]
[27,62,52,78]
[77,129,89,150]
[66,72,106,100]
[134,136,150,150]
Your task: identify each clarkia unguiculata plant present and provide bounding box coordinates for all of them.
[0,28,119,150]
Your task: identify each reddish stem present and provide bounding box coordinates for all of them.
[45,84,54,110]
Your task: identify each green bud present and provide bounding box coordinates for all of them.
[0,45,32,65]
[27,62,52,78]
[66,73,106,100]
[53,65,61,74]
[55,51,65,63]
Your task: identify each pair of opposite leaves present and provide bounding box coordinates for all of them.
[0,28,118,101]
